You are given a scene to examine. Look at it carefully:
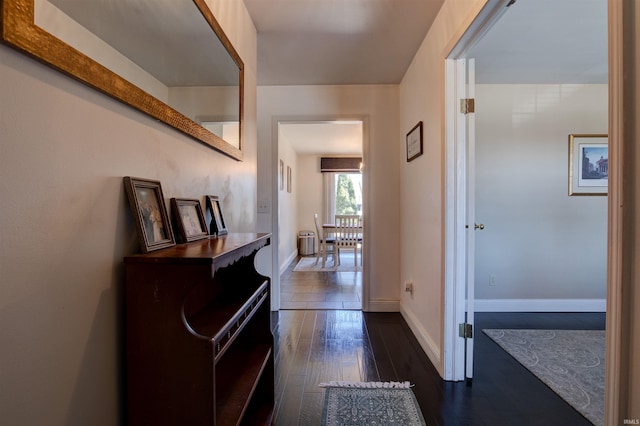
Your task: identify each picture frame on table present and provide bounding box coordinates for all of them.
[568,134,608,196]
[205,195,228,236]
[170,198,209,243]
[123,176,175,253]
[406,121,423,162]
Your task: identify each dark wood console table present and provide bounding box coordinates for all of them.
[124,233,273,425]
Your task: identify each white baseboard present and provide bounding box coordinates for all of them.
[279,251,298,275]
[399,304,443,377]
[474,298,607,312]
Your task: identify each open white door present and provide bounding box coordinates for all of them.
[464,59,476,384]
[443,57,476,382]
[450,57,477,383]
[444,0,511,383]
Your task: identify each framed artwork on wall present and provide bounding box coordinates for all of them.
[170,198,208,243]
[123,176,176,253]
[406,121,423,162]
[286,166,292,193]
[568,134,608,196]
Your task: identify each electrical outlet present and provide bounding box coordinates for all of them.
[489,274,497,286]
[404,280,413,296]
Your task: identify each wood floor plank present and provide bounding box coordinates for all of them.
[280,256,362,310]
[274,373,305,426]
[287,336,312,379]
[273,310,306,393]
[340,359,363,383]
[298,392,325,425]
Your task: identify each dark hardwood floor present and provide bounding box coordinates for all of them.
[271,308,605,425]
[279,256,362,310]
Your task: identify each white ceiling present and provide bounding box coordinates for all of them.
[243,0,446,85]
[244,0,608,86]
[469,0,608,84]
[279,121,363,155]
[245,0,607,154]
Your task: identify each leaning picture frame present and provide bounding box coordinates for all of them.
[123,177,176,253]
[568,134,608,196]
[406,121,423,162]
[170,198,209,243]
[205,195,228,236]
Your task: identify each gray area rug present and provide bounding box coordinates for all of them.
[483,329,604,425]
[319,381,426,426]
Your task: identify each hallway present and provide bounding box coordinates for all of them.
[279,255,362,310]
[271,309,604,425]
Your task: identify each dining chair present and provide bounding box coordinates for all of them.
[314,213,336,265]
[334,214,362,269]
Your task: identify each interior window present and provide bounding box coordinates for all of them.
[334,173,362,216]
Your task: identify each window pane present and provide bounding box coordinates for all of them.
[335,173,362,216]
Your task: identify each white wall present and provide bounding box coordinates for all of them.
[277,130,299,272]
[0,1,257,424]
[257,85,400,311]
[474,84,608,311]
[398,0,489,376]
[296,154,323,241]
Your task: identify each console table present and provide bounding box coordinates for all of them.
[124,233,273,425]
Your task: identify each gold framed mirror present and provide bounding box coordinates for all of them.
[1,0,244,160]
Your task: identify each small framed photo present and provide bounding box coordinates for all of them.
[123,177,175,253]
[170,198,209,243]
[568,134,608,196]
[205,195,228,236]
[406,121,423,162]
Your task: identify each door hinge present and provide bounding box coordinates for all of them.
[459,323,473,338]
[460,98,475,114]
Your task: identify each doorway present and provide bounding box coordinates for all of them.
[276,120,365,310]
[444,0,609,384]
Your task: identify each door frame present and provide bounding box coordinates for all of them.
[443,0,627,422]
[443,0,511,382]
[603,1,625,423]
[271,115,370,311]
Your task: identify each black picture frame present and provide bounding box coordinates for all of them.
[205,195,228,236]
[406,121,423,162]
[170,198,209,243]
[123,176,176,253]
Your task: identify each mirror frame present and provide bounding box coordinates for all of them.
[0,0,244,160]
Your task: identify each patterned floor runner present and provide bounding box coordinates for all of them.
[319,381,426,426]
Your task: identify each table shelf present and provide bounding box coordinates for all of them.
[125,233,274,425]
